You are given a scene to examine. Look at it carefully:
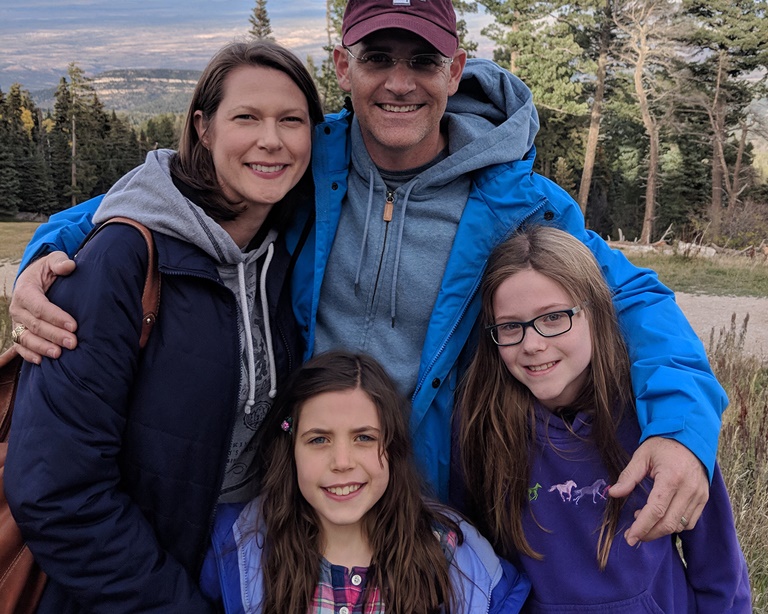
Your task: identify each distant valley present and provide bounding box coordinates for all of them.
[30,69,200,120]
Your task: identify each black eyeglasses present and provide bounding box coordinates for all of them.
[344,46,453,73]
[487,306,584,347]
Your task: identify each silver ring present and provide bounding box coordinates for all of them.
[680,515,688,528]
[11,324,27,344]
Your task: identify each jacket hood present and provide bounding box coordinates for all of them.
[93,149,276,265]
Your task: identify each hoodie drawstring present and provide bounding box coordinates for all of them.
[259,243,277,399]
[354,167,376,293]
[238,241,277,414]
[237,262,257,414]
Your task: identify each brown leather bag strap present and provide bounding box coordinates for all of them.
[0,347,22,441]
[86,217,161,349]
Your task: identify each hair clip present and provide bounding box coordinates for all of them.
[280,417,293,434]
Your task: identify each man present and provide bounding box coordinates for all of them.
[11,0,722,547]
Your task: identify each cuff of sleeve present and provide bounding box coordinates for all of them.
[639,416,716,483]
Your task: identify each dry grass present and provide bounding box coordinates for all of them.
[0,222,41,262]
[709,315,768,611]
[626,251,768,297]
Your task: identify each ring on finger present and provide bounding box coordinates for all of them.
[680,515,688,528]
[11,324,27,344]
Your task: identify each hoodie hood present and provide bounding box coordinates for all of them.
[94,149,279,441]
[93,149,275,266]
[442,58,539,169]
[349,57,539,192]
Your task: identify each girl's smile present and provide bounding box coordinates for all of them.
[323,482,364,497]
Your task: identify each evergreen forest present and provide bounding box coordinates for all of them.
[1,0,767,248]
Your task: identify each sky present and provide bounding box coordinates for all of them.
[0,1,494,92]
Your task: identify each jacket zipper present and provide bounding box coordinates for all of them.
[412,202,547,403]
[412,277,481,402]
[370,190,395,307]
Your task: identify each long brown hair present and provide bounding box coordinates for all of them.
[258,350,462,613]
[170,40,324,225]
[458,226,634,570]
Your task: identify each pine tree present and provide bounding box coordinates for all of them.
[45,64,131,211]
[249,0,274,40]
[677,0,768,238]
[452,1,479,57]
[49,78,73,211]
[312,0,346,114]
[481,0,591,187]
[614,0,681,243]
[1,84,55,214]
[0,88,22,216]
[0,101,23,217]
[143,114,180,152]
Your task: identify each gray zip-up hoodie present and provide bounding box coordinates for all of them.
[93,149,278,501]
[314,59,539,397]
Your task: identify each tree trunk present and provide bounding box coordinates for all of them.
[708,52,729,238]
[70,115,77,208]
[634,44,657,244]
[578,3,612,216]
[727,119,748,209]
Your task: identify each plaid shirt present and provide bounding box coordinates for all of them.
[309,528,458,613]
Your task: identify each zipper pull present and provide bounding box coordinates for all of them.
[383,191,394,222]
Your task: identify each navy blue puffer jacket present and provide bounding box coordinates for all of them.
[6,224,302,613]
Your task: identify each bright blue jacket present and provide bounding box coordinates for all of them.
[19,118,727,503]
[199,500,530,613]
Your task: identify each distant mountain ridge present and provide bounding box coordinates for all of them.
[31,68,200,118]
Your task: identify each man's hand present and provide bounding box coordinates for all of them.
[9,251,78,363]
[609,437,709,546]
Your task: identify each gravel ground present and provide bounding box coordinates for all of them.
[2,260,766,360]
[674,292,767,360]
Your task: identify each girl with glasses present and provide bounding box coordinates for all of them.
[457,226,750,612]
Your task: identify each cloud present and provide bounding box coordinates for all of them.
[0,0,493,91]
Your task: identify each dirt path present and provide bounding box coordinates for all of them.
[674,292,767,360]
[2,260,766,360]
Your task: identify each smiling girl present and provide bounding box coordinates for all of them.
[201,350,529,613]
[458,226,750,612]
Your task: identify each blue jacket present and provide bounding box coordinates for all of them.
[19,90,727,503]
[6,225,302,613]
[199,500,530,613]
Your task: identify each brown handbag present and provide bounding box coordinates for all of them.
[0,217,160,614]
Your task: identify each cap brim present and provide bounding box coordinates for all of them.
[343,14,458,57]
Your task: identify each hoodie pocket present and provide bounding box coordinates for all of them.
[525,590,665,613]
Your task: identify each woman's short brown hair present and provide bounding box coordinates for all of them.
[171,40,324,224]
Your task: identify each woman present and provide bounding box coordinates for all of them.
[5,40,323,613]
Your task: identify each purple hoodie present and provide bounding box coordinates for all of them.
[518,405,751,613]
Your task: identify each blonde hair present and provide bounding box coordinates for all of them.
[458,226,633,569]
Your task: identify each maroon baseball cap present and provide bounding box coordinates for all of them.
[342,0,459,58]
